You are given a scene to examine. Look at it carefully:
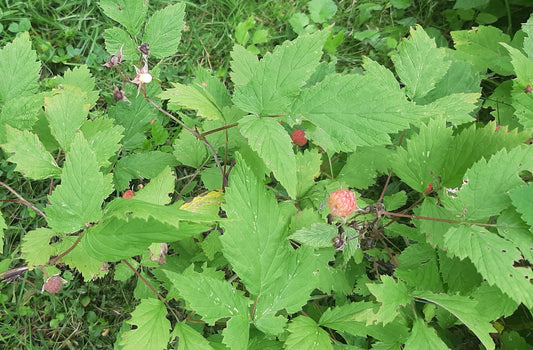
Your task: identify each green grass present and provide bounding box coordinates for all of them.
[1,0,533,348]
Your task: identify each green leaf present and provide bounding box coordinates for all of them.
[396,243,443,292]
[416,198,456,248]
[44,86,91,151]
[295,148,321,197]
[421,92,479,125]
[222,316,251,350]
[133,166,175,205]
[289,13,309,36]
[404,318,449,350]
[309,0,337,23]
[52,236,105,281]
[484,81,517,128]
[438,252,482,294]
[392,25,451,100]
[172,131,208,168]
[414,291,495,350]
[0,32,40,104]
[106,198,218,225]
[501,43,533,128]
[441,145,533,221]
[451,26,513,75]
[509,183,533,230]
[109,87,158,150]
[159,68,231,121]
[3,126,61,179]
[46,133,113,233]
[172,322,214,350]
[0,94,43,143]
[235,17,254,45]
[382,191,407,212]
[418,60,481,105]
[471,282,519,321]
[453,0,489,9]
[239,115,297,197]
[497,209,533,263]
[221,153,321,334]
[367,276,413,325]
[142,3,185,58]
[57,65,99,107]
[164,268,250,349]
[85,217,186,261]
[444,225,533,308]
[151,121,169,145]
[391,117,453,192]
[102,27,137,59]
[118,299,171,350]
[441,122,530,188]
[230,45,259,86]
[232,30,329,115]
[284,316,333,350]
[338,145,391,189]
[80,118,124,168]
[99,0,147,36]
[164,268,249,324]
[292,58,419,152]
[21,228,58,268]
[319,302,377,336]
[523,14,533,59]
[114,151,178,190]
[289,223,337,248]
[251,29,268,45]
[160,85,223,121]
[84,198,215,261]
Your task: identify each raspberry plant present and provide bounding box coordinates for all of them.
[0,1,532,349]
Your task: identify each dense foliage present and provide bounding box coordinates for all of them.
[0,0,532,349]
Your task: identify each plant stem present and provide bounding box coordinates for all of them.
[0,181,46,219]
[48,232,85,265]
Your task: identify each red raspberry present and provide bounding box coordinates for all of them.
[291,129,307,146]
[328,189,356,218]
[43,276,63,294]
[122,190,135,199]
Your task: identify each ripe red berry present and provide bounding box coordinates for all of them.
[122,190,135,199]
[43,275,63,294]
[291,129,307,146]
[328,189,356,218]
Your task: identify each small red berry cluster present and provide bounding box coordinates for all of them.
[291,129,307,146]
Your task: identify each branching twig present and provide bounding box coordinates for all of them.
[48,232,85,266]
[0,181,46,219]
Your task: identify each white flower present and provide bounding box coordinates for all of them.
[131,62,152,95]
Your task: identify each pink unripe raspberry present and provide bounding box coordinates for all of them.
[328,189,356,218]
[291,129,307,146]
[43,276,63,294]
[122,190,135,199]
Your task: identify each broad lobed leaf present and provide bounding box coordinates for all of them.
[142,2,185,59]
[238,115,297,198]
[232,30,329,115]
[118,298,171,350]
[0,32,40,104]
[3,126,61,180]
[46,133,113,233]
[392,25,451,101]
[444,225,533,308]
[99,0,147,36]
